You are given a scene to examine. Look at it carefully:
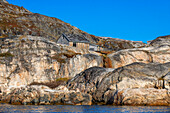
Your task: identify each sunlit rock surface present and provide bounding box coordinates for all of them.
[107,35,170,68]
[0,35,103,88]
[0,0,170,106]
[0,85,92,105]
[67,62,170,105]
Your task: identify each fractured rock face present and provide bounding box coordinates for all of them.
[104,88,170,106]
[67,62,170,105]
[107,41,170,69]
[0,0,8,3]
[149,35,170,47]
[0,85,92,105]
[0,35,103,88]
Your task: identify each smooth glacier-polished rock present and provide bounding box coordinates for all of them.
[67,62,170,105]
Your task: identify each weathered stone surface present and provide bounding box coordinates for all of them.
[149,35,170,47]
[0,85,92,105]
[0,35,103,88]
[108,43,170,69]
[97,37,146,51]
[118,88,170,106]
[104,88,170,106]
[0,0,100,44]
[0,1,146,51]
[0,0,8,3]
[67,62,170,105]
[0,0,170,106]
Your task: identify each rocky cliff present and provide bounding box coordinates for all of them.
[0,35,103,89]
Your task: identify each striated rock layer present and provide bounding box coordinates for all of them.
[107,35,170,68]
[0,0,170,106]
[0,85,92,105]
[67,62,170,105]
[0,35,170,106]
[0,35,103,88]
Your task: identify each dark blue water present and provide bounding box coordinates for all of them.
[0,104,169,113]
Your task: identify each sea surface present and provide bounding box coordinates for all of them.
[0,104,169,113]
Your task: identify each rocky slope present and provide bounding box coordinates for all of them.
[0,0,99,43]
[0,34,102,105]
[67,62,170,105]
[97,37,145,51]
[0,0,170,106]
[107,35,170,68]
[0,35,103,88]
[0,0,145,50]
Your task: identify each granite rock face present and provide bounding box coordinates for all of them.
[107,36,170,68]
[0,35,103,88]
[67,62,170,105]
[0,85,92,105]
[149,35,170,47]
[0,1,170,106]
[112,88,170,106]
[97,37,146,51]
[0,0,8,3]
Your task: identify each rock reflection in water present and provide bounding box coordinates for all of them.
[0,104,169,113]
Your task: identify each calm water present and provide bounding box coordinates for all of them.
[0,104,169,113]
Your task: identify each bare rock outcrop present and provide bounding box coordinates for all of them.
[107,36,170,68]
[149,35,170,47]
[0,0,170,106]
[0,0,146,50]
[0,35,103,88]
[97,37,146,51]
[110,88,170,106]
[0,85,92,105]
[0,0,8,3]
[67,62,170,105]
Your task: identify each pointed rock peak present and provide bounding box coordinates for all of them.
[0,0,8,3]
